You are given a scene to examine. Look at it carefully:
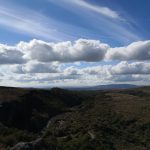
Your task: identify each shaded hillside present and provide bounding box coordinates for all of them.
[0,87,86,133]
[0,86,150,149]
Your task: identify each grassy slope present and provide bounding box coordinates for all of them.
[0,86,150,149]
[42,87,150,150]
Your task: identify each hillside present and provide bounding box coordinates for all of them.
[66,84,138,91]
[0,86,150,149]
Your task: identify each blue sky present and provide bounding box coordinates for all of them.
[1,0,150,45]
[0,0,150,87]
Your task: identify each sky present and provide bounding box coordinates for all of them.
[0,0,150,87]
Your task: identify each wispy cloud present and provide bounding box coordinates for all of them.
[0,4,84,41]
[0,0,142,45]
[48,0,141,44]
[70,0,120,19]
[0,6,59,41]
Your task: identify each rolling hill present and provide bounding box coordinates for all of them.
[0,86,149,150]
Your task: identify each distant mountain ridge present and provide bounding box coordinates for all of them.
[65,84,139,91]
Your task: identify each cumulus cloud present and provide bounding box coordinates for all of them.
[18,39,150,62]
[0,39,150,65]
[110,74,150,83]
[106,41,150,61]
[63,61,150,77]
[12,61,60,74]
[0,44,25,64]
[111,61,150,75]
[0,39,150,86]
[63,65,110,76]
[13,73,81,83]
[18,39,108,62]
[2,61,148,86]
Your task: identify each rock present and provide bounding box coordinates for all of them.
[10,138,42,150]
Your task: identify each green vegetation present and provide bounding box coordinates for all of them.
[0,86,150,149]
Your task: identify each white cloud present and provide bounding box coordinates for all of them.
[71,0,120,19]
[12,61,60,74]
[0,6,59,41]
[106,40,150,60]
[10,64,150,86]
[18,39,108,62]
[1,0,141,45]
[63,61,150,77]
[108,74,145,83]
[111,61,150,75]
[0,39,150,86]
[18,39,150,62]
[48,0,140,44]
[0,44,25,64]
[0,39,150,65]
[0,4,82,41]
